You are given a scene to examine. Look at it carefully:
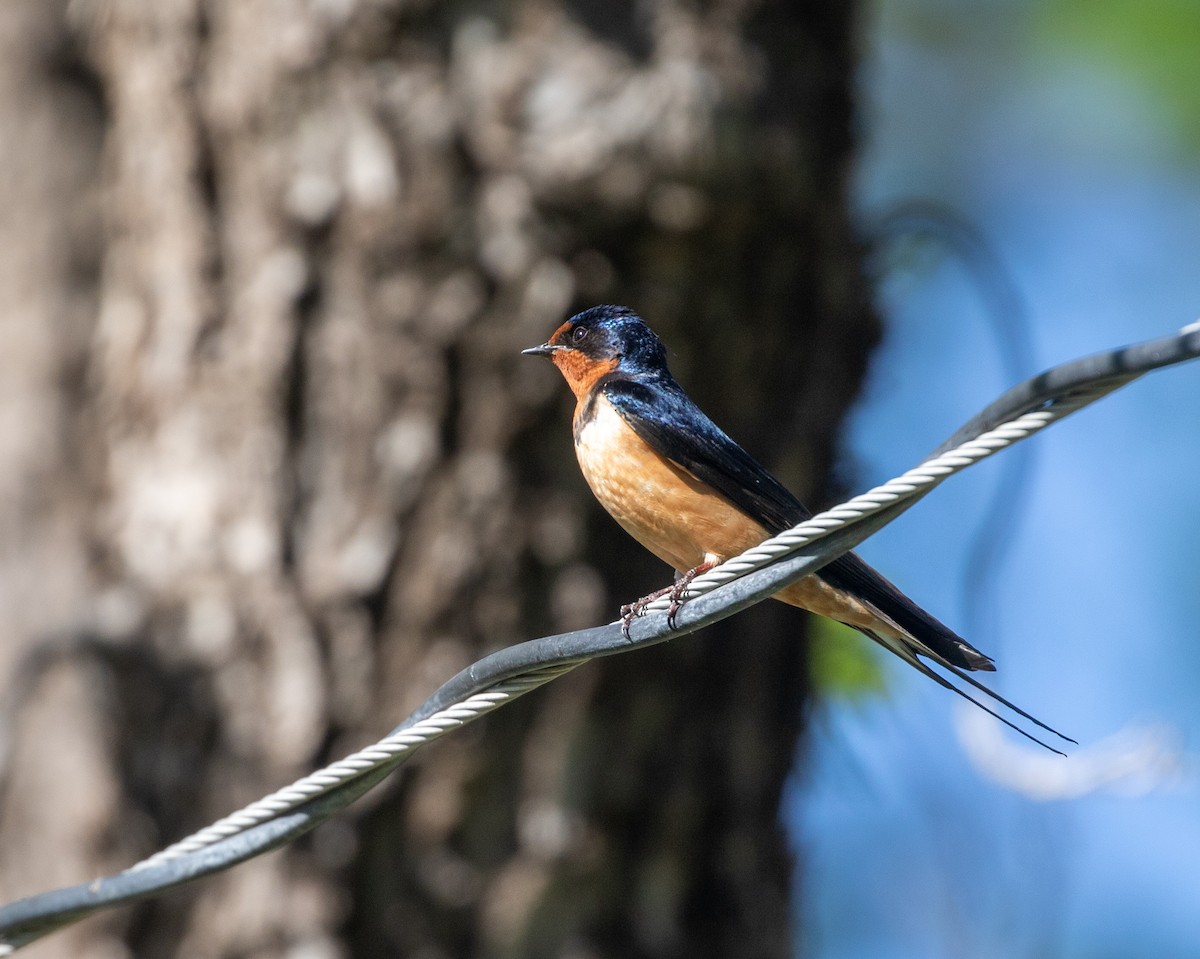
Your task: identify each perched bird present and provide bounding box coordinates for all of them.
[524,305,1071,752]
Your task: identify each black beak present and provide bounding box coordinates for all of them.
[521,343,559,357]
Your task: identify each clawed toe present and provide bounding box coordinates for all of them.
[663,577,693,630]
[620,586,672,639]
[620,561,716,637]
[619,603,639,640]
[666,596,684,630]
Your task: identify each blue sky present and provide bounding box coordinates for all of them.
[790,2,1200,956]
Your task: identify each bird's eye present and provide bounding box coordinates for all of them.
[572,325,589,343]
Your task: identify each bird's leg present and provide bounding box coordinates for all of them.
[620,559,717,638]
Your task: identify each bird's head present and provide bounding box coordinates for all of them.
[522,305,668,398]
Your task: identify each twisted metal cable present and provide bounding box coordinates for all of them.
[133,662,583,870]
[0,322,1196,954]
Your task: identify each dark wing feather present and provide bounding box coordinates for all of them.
[601,376,994,672]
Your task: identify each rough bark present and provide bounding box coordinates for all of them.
[0,1,875,957]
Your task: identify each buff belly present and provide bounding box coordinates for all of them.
[573,395,885,630]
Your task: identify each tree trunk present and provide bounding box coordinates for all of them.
[0,2,876,957]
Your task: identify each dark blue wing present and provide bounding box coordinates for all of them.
[601,376,995,672]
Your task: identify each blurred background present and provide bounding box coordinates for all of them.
[0,0,1196,957]
[797,1,1200,958]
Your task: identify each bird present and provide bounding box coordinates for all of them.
[523,304,1072,753]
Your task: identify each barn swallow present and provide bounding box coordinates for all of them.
[524,305,1072,752]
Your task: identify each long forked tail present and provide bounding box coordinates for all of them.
[858,628,1076,756]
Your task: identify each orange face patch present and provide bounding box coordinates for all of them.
[551,352,618,400]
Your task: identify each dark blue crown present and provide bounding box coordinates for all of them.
[569,305,668,373]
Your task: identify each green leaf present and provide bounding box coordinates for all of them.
[808,618,888,700]
[1037,0,1200,154]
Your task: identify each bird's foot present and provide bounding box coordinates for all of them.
[665,561,714,629]
[620,585,674,639]
[620,561,716,638]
